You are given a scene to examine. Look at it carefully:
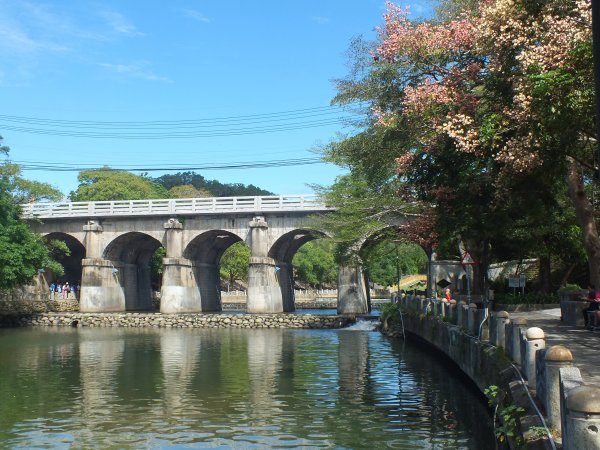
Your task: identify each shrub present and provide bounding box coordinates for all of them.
[493,292,559,305]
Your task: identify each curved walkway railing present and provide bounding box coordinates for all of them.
[21,194,332,219]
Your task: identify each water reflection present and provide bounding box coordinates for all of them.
[78,329,125,424]
[338,330,369,402]
[160,329,201,416]
[0,327,494,448]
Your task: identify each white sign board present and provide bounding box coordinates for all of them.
[508,275,526,288]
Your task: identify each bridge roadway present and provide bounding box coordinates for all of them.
[23,195,370,315]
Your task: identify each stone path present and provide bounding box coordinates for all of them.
[510,308,600,386]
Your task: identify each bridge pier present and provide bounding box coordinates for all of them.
[80,258,126,312]
[160,218,202,313]
[160,218,199,312]
[80,221,127,312]
[337,265,369,315]
[160,258,202,313]
[247,217,284,313]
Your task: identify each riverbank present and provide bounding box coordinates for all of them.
[0,298,389,314]
[0,311,355,329]
[386,295,600,450]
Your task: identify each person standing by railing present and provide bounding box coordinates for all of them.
[583,284,600,328]
[443,288,452,303]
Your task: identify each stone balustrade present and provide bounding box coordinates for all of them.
[394,293,600,449]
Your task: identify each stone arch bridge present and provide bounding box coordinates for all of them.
[23,195,370,314]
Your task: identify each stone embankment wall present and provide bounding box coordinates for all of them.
[0,299,79,313]
[0,312,353,329]
[391,294,600,450]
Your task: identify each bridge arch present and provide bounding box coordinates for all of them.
[43,232,86,287]
[103,231,163,311]
[267,229,329,311]
[180,230,245,311]
[184,230,243,263]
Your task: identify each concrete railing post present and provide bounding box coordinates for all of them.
[432,299,440,317]
[524,327,545,388]
[542,346,573,431]
[448,300,457,324]
[491,311,510,348]
[509,318,527,365]
[434,300,444,318]
[467,303,478,335]
[458,301,469,331]
[564,386,600,450]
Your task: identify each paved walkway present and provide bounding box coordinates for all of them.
[510,308,600,386]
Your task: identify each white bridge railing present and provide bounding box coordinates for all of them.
[21,194,331,219]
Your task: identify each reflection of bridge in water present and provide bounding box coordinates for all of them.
[24,195,371,314]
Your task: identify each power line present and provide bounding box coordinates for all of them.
[0,103,365,139]
[0,118,347,139]
[0,105,348,127]
[16,157,326,172]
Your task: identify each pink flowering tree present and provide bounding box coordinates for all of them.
[322,0,593,292]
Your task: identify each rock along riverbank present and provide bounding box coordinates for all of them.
[0,312,355,329]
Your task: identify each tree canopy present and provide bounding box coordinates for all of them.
[319,0,593,291]
[0,137,66,289]
[70,169,169,201]
[153,171,273,197]
[292,240,338,288]
[220,242,251,287]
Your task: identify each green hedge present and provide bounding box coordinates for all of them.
[493,292,559,305]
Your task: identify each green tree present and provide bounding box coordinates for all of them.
[363,241,427,287]
[0,138,66,289]
[70,168,169,201]
[169,184,211,198]
[0,179,64,289]
[320,0,590,293]
[292,240,338,288]
[220,242,250,288]
[154,171,273,197]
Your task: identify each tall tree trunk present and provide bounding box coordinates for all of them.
[566,158,600,287]
[459,239,487,296]
[539,255,551,293]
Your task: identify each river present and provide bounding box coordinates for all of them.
[0,324,494,448]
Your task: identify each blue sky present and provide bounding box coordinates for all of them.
[0,0,435,199]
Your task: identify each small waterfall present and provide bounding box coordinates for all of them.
[342,319,379,331]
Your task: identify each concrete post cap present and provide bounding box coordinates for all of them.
[495,310,509,318]
[544,345,573,362]
[566,386,600,414]
[513,318,527,326]
[468,303,478,309]
[449,299,457,305]
[525,327,545,340]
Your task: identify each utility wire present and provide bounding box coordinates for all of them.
[16,157,326,172]
[0,119,347,139]
[0,106,348,128]
[0,103,365,139]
